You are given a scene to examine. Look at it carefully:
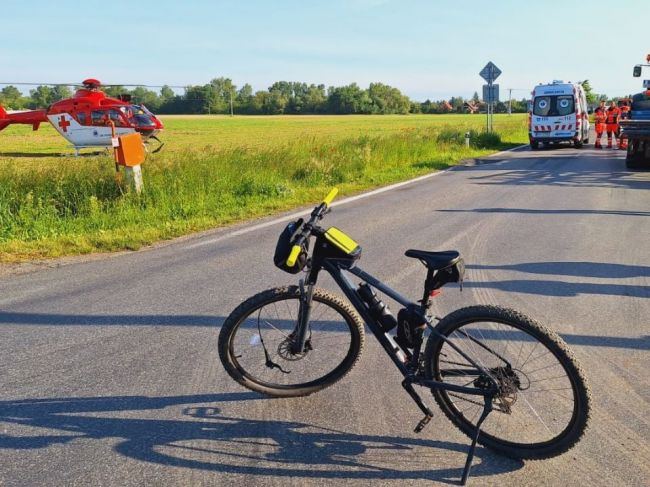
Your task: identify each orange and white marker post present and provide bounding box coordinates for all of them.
[108,121,145,193]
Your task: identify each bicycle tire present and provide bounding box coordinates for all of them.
[219,286,365,397]
[423,305,591,459]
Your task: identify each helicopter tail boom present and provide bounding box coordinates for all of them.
[0,104,48,131]
[0,104,7,130]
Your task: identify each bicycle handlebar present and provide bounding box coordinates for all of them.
[286,187,339,267]
[323,188,338,206]
[286,244,303,267]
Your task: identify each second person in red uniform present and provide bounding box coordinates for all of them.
[605,101,620,149]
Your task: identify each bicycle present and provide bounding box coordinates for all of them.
[218,188,591,485]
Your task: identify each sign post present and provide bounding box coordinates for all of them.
[479,61,502,132]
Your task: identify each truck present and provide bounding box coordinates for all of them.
[528,81,590,149]
[619,54,650,169]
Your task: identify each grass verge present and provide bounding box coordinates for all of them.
[0,118,526,262]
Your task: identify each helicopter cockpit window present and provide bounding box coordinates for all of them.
[130,105,156,127]
[91,109,128,127]
[91,110,107,125]
[119,106,133,119]
[107,109,127,127]
[75,111,87,125]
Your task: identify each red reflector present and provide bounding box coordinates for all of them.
[430,290,442,297]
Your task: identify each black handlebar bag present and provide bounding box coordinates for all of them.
[273,219,308,274]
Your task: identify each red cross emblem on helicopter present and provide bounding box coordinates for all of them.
[57,115,71,133]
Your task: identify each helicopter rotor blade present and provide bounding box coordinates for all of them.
[0,82,187,89]
[0,82,79,87]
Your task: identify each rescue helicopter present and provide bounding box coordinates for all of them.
[0,78,165,155]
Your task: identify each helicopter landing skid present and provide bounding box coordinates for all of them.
[65,145,108,157]
[147,135,164,153]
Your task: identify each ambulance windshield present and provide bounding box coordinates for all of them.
[533,95,575,117]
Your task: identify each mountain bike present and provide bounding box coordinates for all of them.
[218,188,591,485]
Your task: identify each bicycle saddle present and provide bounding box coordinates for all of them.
[405,249,460,270]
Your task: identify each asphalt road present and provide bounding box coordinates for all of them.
[1,143,649,487]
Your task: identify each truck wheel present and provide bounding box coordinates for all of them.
[626,140,642,169]
[627,140,650,170]
[531,141,539,150]
[574,140,583,148]
[626,154,640,169]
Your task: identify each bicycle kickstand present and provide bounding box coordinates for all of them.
[460,395,493,486]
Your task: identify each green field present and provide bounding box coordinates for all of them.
[0,114,527,262]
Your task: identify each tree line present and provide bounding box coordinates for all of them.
[0,77,531,115]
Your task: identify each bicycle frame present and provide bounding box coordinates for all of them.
[300,258,497,397]
[295,256,498,485]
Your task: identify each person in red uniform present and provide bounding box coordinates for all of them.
[618,100,631,150]
[593,105,606,149]
[605,101,620,149]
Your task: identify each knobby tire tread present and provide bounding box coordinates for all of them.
[424,305,591,460]
[218,286,365,398]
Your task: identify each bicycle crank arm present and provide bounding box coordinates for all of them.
[401,377,434,433]
[414,414,433,433]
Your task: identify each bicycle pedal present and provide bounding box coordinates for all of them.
[414,414,433,433]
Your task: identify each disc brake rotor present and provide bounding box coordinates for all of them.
[277,336,312,361]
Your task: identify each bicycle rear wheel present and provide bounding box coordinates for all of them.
[218,286,365,397]
[424,305,591,459]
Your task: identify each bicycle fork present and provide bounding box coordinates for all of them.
[291,279,314,355]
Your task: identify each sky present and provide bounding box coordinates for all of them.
[1,0,648,102]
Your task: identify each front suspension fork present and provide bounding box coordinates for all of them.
[291,279,314,354]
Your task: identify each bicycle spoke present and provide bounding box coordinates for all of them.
[226,292,359,389]
[430,308,583,449]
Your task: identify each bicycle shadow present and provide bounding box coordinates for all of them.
[0,392,523,484]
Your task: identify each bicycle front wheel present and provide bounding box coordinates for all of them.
[424,305,591,459]
[218,286,365,397]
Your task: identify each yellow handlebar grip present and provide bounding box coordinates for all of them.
[286,245,302,267]
[323,188,339,206]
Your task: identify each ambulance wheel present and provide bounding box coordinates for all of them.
[574,140,583,148]
[530,141,539,150]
